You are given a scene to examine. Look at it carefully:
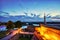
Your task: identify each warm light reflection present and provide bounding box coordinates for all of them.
[6,28,22,35]
[12,28,22,35]
[35,24,60,40]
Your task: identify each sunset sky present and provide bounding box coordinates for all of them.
[0,0,60,17]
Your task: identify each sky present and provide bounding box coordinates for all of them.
[0,0,60,17]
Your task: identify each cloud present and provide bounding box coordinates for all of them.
[0,11,10,17]
[0,11,60,22]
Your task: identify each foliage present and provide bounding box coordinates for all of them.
[0,31,7,39]
[6,21,15,30]
[15,21,22,28]
[18,37,31,40]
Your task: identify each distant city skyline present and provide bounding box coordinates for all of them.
[0,0,60,18]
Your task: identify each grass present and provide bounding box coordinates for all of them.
[18,37,31,40]
[0,31,7,39]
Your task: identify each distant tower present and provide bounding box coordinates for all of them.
[44,13,46,25]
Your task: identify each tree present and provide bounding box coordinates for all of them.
[15,21,22,28]
[6,21,15,30]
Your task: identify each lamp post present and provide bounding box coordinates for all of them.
[44,13,46,25]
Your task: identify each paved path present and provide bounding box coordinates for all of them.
[0,28,33,40]
[0,29,20,40]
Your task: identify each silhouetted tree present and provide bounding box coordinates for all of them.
[0,22,2,26]
[6,21,15,30]
[15,21,22,28]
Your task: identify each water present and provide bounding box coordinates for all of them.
[21,24,39,29]
[21,25,27,29]
[0,25,28,31]
[33,24,39,26]
[47,24,60,29]
[0,25,7,31]
[0,24,60,31]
